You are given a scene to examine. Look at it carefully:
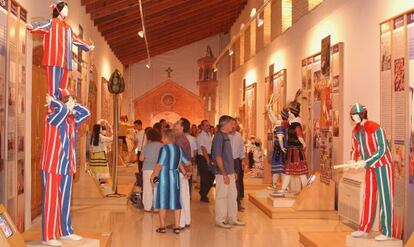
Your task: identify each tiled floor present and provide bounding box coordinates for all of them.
[27,168,352,247]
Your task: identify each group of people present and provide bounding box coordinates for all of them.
[131,115,246,234]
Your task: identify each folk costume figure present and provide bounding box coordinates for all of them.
[40,89,90,247]
[349,103,395,242]
[27,0,94,100]
[279,91,308,193]
[266,99,289,189]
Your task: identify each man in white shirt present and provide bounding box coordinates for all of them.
[196,120,214,203]
[134,120,146,172]
[185,124,198,196]
[228,119,245,211]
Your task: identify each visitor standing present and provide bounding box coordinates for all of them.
[196,120,214,202]
[134,120,146,172]
[139,128,163,212]
[173,118,192,229]
[228,119,245,211]
[212,115,245,228]
[151,129,191,234]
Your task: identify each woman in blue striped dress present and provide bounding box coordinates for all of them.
[151,129,190,234]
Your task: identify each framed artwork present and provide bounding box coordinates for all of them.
[101,77,113,125]
[0,205,25,247]
[244,83,257,139]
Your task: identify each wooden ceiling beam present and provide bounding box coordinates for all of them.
[117,28,226,58]
[111,16,233,56]
[98,0,243,35]
[94,0,190,32]
[81,0,104,6]
[88,0,139,19]
[93,0,186,26]
[105,4,243,45]
[120,30,223,64]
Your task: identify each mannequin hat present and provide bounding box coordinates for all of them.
[349,103,366,115]
[58,88,71,100]
[280,108,289,120]
[289,101,301,116]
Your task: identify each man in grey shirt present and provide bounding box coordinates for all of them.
[212,115,245,228]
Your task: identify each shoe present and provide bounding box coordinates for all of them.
[60,234,82,241]
[228,220,246,226]
[276,189,286,194]
[200,197,209,203]
[42,240,62,246]
[351,230,368,238]
[238,205,245,211]
[216,222,232,229]
[375,234,393,241]
[185,224,190,228]
[266,186,276,190]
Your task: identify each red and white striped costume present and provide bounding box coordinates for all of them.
[40,98,90,241]
[351,120,395,237]
[29,18,92,99]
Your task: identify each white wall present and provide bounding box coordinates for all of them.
[127,34,229,123]
[18,0,123,229]
[226,0,414,159]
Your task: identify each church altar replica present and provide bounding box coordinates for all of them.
[27,1,93,246]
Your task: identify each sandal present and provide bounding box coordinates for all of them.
[156,228,166,233]
[173,228,180,234]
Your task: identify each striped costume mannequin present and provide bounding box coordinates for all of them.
[350,103,394,241]
[40,89,90,243]
[28,2,93,99]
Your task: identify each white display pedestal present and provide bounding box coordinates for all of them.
[26,238,99,247]
[345,235,403,247]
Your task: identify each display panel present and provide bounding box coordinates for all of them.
[300,42,344,184]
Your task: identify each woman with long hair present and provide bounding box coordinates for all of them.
[89,122,113,184]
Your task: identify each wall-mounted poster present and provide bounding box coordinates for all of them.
[394,58,405,92]
[244,83,257,139]
[321,35,331,77]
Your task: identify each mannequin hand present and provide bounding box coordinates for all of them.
[281,147,287,153]
[26,23,33,30]
[355,160,366,169]
[302,143,306,150]
[223,175,230,185]
[45,94,52,106]
[90,45,95,51]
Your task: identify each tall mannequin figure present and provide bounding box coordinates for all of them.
[279,93,308,193]
[27,0,94,99]
[40,89,90,246]
[266,101,289,190]
[349,103,394,241]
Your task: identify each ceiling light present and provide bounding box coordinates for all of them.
[146,62,151,69]
[240,23,245,31]
[257,17,264,27]
[228,48,234,56]
[138,30,144,38]
[213,67,218,72]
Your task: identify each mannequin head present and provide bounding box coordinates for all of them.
[52,1,68,19]
[349,103,367,124]
[280,108,289,121]
[288,101,301,118]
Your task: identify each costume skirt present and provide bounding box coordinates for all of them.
[284,147,308,175]
[271,146,285,174]
[89,151,111,179]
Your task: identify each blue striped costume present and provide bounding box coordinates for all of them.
[154,144,189,210]
[271,122,288,174]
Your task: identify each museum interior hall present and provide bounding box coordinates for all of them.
[1,0,414,246]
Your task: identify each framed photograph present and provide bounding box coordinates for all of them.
[244,83,257,139]
[0,205,25,247]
